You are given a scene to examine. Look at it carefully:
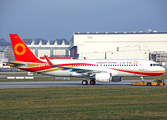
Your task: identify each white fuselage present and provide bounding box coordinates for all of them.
[39,59,165,77]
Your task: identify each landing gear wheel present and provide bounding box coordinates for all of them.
[90,80,96,85]
[82,80,88,85]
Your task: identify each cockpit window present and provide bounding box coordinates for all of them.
[150,64,160,66]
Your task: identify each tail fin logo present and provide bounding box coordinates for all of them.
[14,43,26,56]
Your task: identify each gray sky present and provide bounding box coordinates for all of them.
[0,0,167,41]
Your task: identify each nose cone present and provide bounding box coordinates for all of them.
[153,67,166,76]
[163,67,166,73]
[160,67,166,74]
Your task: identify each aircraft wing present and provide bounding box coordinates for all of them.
[58,66,105,75]
[44,55,106,75]
[70,67,103,74]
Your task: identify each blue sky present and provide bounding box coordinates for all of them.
[0,0,167,41]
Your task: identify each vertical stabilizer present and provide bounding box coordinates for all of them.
[9,34,40,62]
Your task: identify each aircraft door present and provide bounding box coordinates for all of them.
[139,61,144,71]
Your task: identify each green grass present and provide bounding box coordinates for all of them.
[0,87,167,119]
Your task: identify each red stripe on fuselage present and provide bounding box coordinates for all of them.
[110,68,164,76]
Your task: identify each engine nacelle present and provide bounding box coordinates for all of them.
[95,73,112,82]
[111,77,122,82]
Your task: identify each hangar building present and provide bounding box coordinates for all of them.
[70,31,167,65]
[27,40,70,58]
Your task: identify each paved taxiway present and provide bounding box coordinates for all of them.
[0,79,166,89]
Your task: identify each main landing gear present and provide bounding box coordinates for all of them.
[82,80,88,85]
[82,80,96,85]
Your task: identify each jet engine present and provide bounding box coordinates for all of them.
[94,73,122,82]
[95,73,112,82]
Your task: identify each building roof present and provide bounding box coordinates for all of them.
[74,31,167,35]
[0,46,7,52]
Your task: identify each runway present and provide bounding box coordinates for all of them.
[0,79,166,89]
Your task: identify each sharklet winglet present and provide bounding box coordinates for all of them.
[44,55,55,66]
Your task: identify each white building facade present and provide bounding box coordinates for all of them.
[70,32,167,62]
[27,40,70,58]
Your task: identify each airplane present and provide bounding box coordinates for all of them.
[7,34,166,85]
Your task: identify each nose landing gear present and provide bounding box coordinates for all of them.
[140,76,144,81]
